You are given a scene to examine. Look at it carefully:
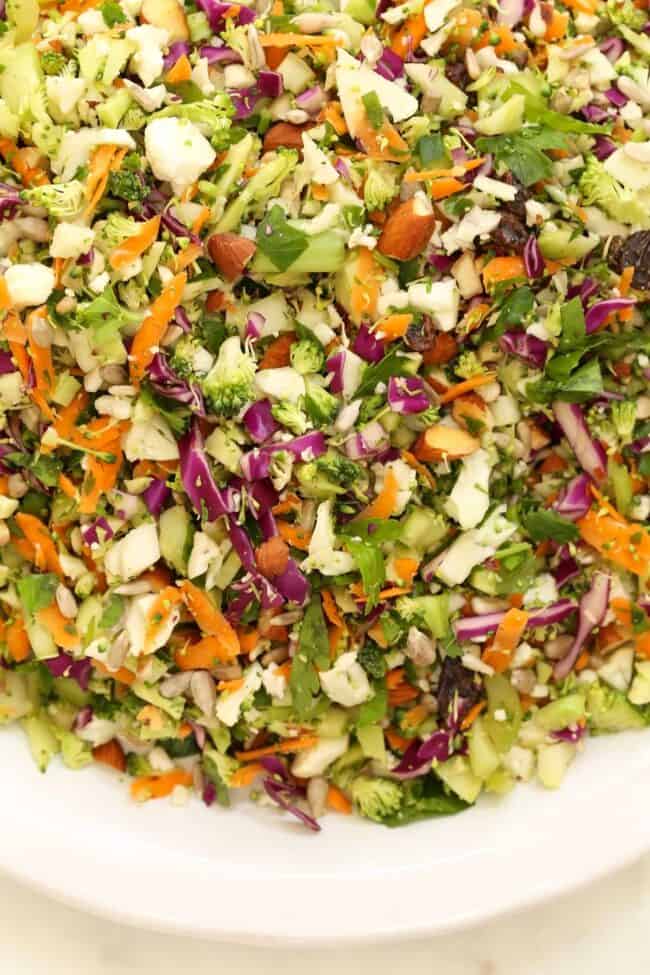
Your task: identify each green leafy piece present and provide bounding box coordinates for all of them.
[290,595,330,718]
[30,454,62,488]
[356,348,413,398]
[344,538,385,610]
[357,680,388,727]
[496,287,535,329]
[558,297,586,351]
[362,91,384,130]
[77,285,140,346]
[528,358,603,403]
[17,574,58,616]
[255,205,309,272]
[357,642,387,679]
[382,774,468,827]
[99,594,125,630]
[477,127,569,186]
[525,106,611,135]
[523,509,580,543]
[108,168,148,202]
[416,133,449,168]
[202,751,231,807]
[100,0,126,25]
[316,454,362,486]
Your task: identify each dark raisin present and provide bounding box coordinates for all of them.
[404,315,436,352]
[609,230,650,290]
[500,175,529,224]
[437,658,483,724]
[445,60,470,90]
[490,212,529,255]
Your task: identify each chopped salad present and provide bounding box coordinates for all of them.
[0,0,650,830]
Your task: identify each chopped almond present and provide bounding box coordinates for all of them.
[140,0,189,41]
[207,233,256,281]
[263,122,313,153]
[452,393,490,432]
[377,195,436,262]
[255,536,290,578]
[415,424,480,461]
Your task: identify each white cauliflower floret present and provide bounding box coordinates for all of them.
[435,505,517,586]
[441,206,501,255]
[319,651,372,707]
[216,663,263,727]
[123,413,179,462]
[445,448,492,530]
[5,263,55,309]
[104,523,160,581]
[302,500,356,576]
[50,222,95,260]
[262,662,288,700]
[291,735,349,777]
[144,117,216,194]
[126,24,169,88]
[523,573,559,609]
[46,76,86,117]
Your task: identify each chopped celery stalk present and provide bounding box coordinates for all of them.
[251,231,346,275]
[484,674,522,754]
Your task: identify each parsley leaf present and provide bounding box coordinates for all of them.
[523,509,580,543]
[290,595,330,718]
[477,127,569,187]
[495,286,534,333]
[558,296,586,351]
[256,205,309,272]
[100,0,126,25]
[383,775,468,827]
[77,286,139,346]
[344,538,385,611]
[17,574,58,615]
[356,348,413,398]
[362,91,384,130]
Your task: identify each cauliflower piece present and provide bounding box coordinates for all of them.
[441,206,501,254]
[50,222,95,260]
[46,76,86,117]
[5,263,55,309]
[435,505,517,587]
[262,662,288,700]
[291,734,349,777]
[302,500,356,576]
[445,449,492,530]
[126,24,169,87]
[216,663,263,727]
[104,523,160,581]
[144,117,216,194]
[523,573,559,609]
[254,367,306,404]
[301,132,338,185]
[319,651,372,707]
[123,413,179,462]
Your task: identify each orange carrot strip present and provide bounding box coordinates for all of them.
[577,509,650,577]
[37,604,79,650]
[93,739,126,772]
[429,177,467,200]
[386,667,406,690]
[391,12,427,59]
[401,450,436,489]
[174,242,203,273]
[165,53,192,84]
[374,313,412,341]
[483,607,529,673]
[401,703,428,729]
[0,276,11,309]
[79,448,123,515]
[326,784,352,814]
[179,580,240,655]
[385,727,410,752]
[109,215,161,270]
[216,677,245,692]
[355,468,398,521]
[237,628,260,654]
[14,513,63,577]
[321,589,343,628]
[276,520,312,551]
[231,762,264,788]
[350,247,383,323]
[482,256,526,287]
[323,101,347,135]
[145,585,184,648]
[129,272,186,384]
[6,618,30,662]
[460,700,486,731]
[174,635,232,671]
[405,158,486,182]
[131,769,193,801]
[438,372,497,404]
[393,557,419,586]
[234,734,319,762]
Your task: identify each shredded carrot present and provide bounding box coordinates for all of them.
[259,332,296,369]
[129,272,187,384]
[393,557,419,586]
[165,53,192,84]
[235,734,319,762]
[428,177,466,200]
[401,703,428,729]
[79,446,123,516]
[375,313,412,341]
[460,700,486,731]
[178,580,240,655]
[438,372,497,404]
[321,589,343,628]
[14,513,63,577]
[174,241,203,273]
[6,618,30,662]
[93,660,136,686]
[356,114,410,163]
[386,667,406,689]
[131,769,193,802]
[237,628,260,655]
[385,727,410,753]
[545,10,568,41]
[258,32,342,47]
[328,622,344,658]
[322,100,347,135]
[577,508,650,576]
[37,604,79,650]
[109,215,160,270]
[350,247,383,324]
[390,11,427,59]
[405,158,486,183]
[231,762,264,788]
[482,256,526,288]
[355,468,399,521]
[389,685,420,706]
[93,739,126,773]
[84,144,120,217]
[401,449,437,489]
[190,205,212,235]
[482,607,529,674]
[276,520,312,551]
[589,484,627,523]
[326,784,352,814]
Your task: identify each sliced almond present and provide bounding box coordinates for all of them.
[263,122,313,153]
[207,233,257,281]
[141,0,189,41]
[416,424,480,461]
[452,393,491,432]
[377,194,436,262]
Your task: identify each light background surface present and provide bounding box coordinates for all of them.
[2,855,649,974]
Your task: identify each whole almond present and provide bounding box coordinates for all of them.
[262,122,312,153]
[378,195,437,262]
[207,233,256,280]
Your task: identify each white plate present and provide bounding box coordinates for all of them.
[1,724,649,945]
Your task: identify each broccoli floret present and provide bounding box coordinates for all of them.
[272,399,309,434]
[357,393,385,425]
[170,334,214,380]
[201,335,256,417]
[305,381,338,426]
[315,451,362,485]
[97,212,141,251]
[357,641,387,679]
[611,400,637,444]
[40,51,66,76]
[454,350,484,380]
[363,161,399,211]
[122,106,147,131]
[100,0,127,25]
[216,150,299,233]
[23,180,84,218]
[351,776,403,823]
[395,594,448,638]
[607,0,645,28]
[579,156,649,227]
[290,337,325,375]
[152,95,234,150]
[108,168,148,203]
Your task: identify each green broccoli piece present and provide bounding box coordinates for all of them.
[40,51,66,75]
[357,393,385,425]
[97,212,142,251]
[611,400,637,444]
[305,381,338,426]
[170,334,214,380]
[272,399,309,434]
[395,594,449,639]
[290,337,325,376]
[351,776,404,823]
[201,335,256,417]
[607,0,646,28]
[216,150,299,233]
[315,451,362,485]
[357,641,387,679]
[363,161,399,211]
[107,168,148,203]
[296,461,345,498]
[152,95,234,150]
[579,156,650,227]
[454,350,484,380]
[23,180,84,219]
